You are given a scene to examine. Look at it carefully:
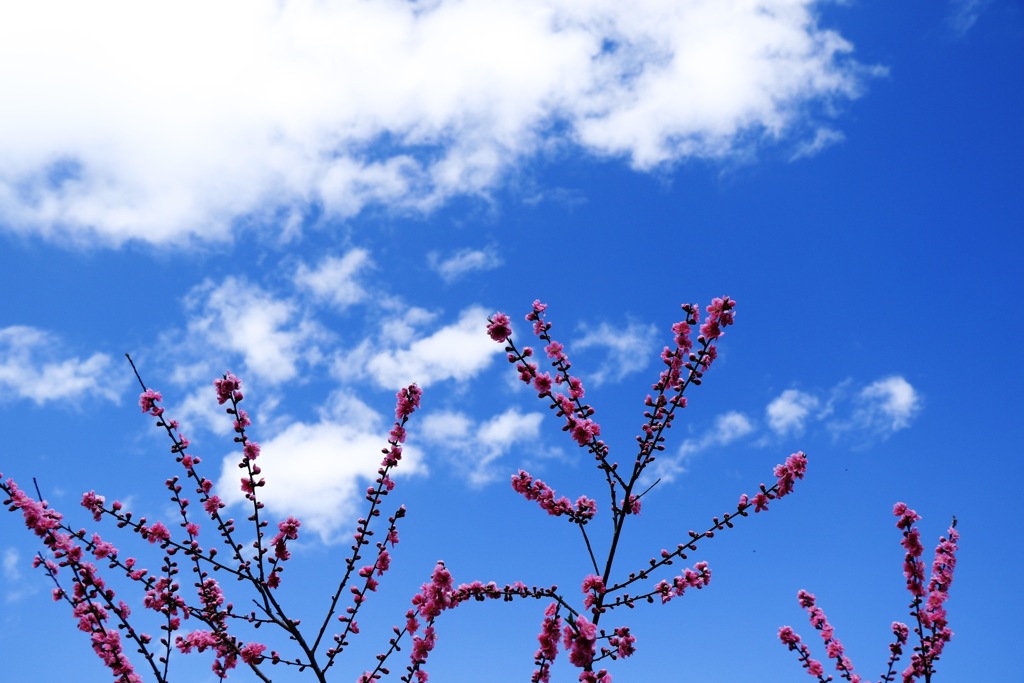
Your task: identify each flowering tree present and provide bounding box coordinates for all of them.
[0,297,955,682]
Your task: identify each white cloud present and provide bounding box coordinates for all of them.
[429,248,503,283]
[766,389,820,436]
[215,390,425,543]
[681,411,756,455]
[185,277,325,385]
[656,375,921,483]
[0,326,122,405]
[420,408,544,486]
[0,0,874,246]
[855,376,921,433]
[294,249,372,310]
[947,0,989,36]
[363,306,501,389]
[2,547,31,604]
[574,319,658,385]
[790,127,845,161]
[764,377,922,444]
[649,410,755,484]
[2,548,21,581]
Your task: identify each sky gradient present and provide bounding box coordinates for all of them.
[1,1,1022,681]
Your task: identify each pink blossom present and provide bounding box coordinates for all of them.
[622,494,642,515]
[778,626,801,646]
[138,388,162,414]
[233,408,251,432]
[534,372,553,396]
[81,491,105,521]
[563,615,597,669]
[487,313,513,343]
[90,534,117,560]
[375,549,391,576]
[142,521,170,544]
[270,516,301,560]
[395,384,423,420]
[581,574,606,608]
[544,340,565,362]
[239,642,266,665]
[774,451,808,498]
[569,418,600,446]
[213,373,242,405]
[533,602,562,666]
[412,561,455,622]
[609,626,636,659]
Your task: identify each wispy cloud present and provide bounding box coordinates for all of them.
[429,248,503,283]
[2,548,21,581]
[654,375,922,483]
[420,408,545,486]
[2,547,30,603]
[0,1,875,246]
[354,306,501,389]
[766,389,821,437]
[0,326,122,406]
[767,376,922,442]
[680,411,757,457]
[852,376,922,433]
[790,127,845,161]
[185,277,326,385]
[294,249,372,311]
[574,319,659,386]
[653,411,755,483]
[946,0,990,36]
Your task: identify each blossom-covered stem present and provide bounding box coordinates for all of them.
[128,364,291,681]
[492,307,623,491]
[896,508,958,683]
[311,450,400,655]
[878,622,909,682]
[358,622,411,683]
[1,478,155,683]
[126,356,252,577]
[313,385,422,660]
[796,590,859,681]
[207,370,274,586]
[598,301,734,614]
[323,508,406,671]
[779,625,832,682]
[629,338,713,480]
[35,550,156,683]
[397,559,574,682]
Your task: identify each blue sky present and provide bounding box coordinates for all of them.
[1,1,1021,681]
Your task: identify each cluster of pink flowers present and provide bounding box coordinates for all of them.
[270,516,301,561]
[493,301,607,454]
[779,504,959,683]
[652,561,712,605]
[511,470,598,523]
[2,478,143,681]
[532,602,563,683]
